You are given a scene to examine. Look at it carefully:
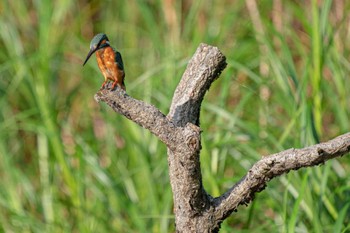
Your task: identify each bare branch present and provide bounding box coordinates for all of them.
[168,43,227,127]
[213,132,350,221]
[94,43,350,232]
[166,44,226,232]
[94,87,181,150]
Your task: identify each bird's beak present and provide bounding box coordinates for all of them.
[83,46,98,66]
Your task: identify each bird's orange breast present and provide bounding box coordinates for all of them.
[95,46,125,90]
[95,47,120,81]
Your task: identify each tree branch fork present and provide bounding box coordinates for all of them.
[94,43,350,232]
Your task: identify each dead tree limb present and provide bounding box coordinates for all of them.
[94,43,350,232]
[212,132,350,222]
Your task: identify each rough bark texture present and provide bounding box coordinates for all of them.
[94,43,350,232]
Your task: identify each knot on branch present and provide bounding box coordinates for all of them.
[184,123,202,152]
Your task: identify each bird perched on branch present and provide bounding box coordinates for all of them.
[83,33,126,90]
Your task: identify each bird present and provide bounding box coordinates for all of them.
[83,33,126,90]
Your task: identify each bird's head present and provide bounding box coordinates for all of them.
[83,33,110,66]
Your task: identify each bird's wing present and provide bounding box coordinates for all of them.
[114,50,124,71]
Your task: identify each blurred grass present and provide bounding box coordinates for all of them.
[0,0,350,232]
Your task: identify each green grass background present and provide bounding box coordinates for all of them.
[1,0,350,232]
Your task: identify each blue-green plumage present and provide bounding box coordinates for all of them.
[89,33,109,50]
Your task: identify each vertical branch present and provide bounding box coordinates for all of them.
[167,44,227,231]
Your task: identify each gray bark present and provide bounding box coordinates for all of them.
[94,43,350,232]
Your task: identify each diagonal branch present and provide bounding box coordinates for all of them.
[168,43,227,127]
[94,88,181,151]
[213,132,350,221]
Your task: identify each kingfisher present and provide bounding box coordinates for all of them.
[83,33,126,90]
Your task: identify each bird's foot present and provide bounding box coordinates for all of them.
[111,81,118,90]
[100,81,108,90]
